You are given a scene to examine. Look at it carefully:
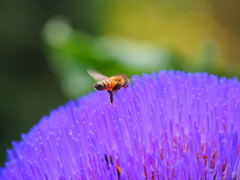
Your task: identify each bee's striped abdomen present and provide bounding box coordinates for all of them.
[94,79,115,91]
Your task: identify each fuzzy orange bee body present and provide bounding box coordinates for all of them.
[88,70,129,105]
[94,75,128,91]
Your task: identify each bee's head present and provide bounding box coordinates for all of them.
[121,74,129,88]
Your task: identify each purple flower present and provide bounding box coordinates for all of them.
[1,70,240,179]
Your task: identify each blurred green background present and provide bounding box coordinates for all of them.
[1,0,240,166]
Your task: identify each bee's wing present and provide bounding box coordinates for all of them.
[87,69,109,81]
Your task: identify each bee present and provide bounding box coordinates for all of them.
[102,154,121,179]
[88,70,129,105]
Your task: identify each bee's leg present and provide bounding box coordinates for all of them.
[124,84,129,89]
[112,84,121,95]
[116,165,121,180]
[102,154,110,169]
[107,90,113,105]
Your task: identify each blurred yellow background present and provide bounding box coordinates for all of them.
[102,1,240,73]
[0,0,240,166]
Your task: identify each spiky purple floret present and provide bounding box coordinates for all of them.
[1,70,240,179]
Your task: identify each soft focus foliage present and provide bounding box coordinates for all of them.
[43,17,221,99]
[43,17,184,99]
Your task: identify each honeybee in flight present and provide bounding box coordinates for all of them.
[88,70,129,105]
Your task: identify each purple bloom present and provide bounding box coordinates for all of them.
[1,70,240,179]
